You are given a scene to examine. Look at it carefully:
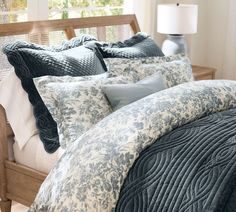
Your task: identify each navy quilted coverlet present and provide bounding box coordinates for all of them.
[116,108,236,212]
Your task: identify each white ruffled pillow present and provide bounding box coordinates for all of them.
[0,72,38,149]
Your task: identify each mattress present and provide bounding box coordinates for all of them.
[13,134,65,174]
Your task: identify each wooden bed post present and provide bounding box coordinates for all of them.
[64,27,76,40]
[130,15,141,34]
[0,105,11,212]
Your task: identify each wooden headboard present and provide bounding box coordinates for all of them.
[0,14,140,40]
[0,14,140,159]
[0,14,140,158]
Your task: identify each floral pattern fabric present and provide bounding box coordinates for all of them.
[29,80,236,212]
[105,54,193,87]
[34,74,136,149]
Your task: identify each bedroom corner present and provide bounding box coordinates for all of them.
[155,0,236,80]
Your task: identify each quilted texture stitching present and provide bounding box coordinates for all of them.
[116,109,236,212]
[85,32,164,59]
[3,35,106,153]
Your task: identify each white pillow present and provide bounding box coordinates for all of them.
[0,72,38,149]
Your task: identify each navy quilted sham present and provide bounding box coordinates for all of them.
[85,32,164,58]
[3,35,106,153]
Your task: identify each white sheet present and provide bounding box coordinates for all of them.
[13,134,64,174]
[0,72,38,150]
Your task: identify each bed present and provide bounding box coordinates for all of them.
[0,14,235,212]
[0,14,141,212]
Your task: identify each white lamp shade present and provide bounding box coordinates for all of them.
[157,4,198,35]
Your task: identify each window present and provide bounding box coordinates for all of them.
[47,0,127,42]
[0,0,134,43]
[0,0,27,23]
[49,0,124,20]
[0,0,126,23]
[0,0,132,41]
[0,0,28,71]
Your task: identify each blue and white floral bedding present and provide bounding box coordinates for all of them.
[29,80,236,212]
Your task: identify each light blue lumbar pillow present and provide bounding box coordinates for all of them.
[102,72,167,111]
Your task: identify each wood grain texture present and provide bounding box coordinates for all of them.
[0,200,11,212]
[6,165,46,207]
[0,14,139,37]
[64,27,76,40]
[0,14,140,210]
[192,65,216,80]
[130,15,141,34]
[0,105,12,212]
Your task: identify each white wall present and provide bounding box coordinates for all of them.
[221,0,236,80]
[153,0,234,79]
[204,1,228,78]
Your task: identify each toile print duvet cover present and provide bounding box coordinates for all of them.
[29,80,236,212]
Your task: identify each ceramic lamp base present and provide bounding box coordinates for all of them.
[162,34,187,56]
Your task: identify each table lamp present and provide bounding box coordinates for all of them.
[157,3,198,56]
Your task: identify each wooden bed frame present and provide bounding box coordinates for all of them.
[0,14,140,212]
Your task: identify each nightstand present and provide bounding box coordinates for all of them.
[192,65,216,80]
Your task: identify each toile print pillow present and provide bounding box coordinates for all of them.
[139,58,193,87]
[105,53,185,78]
[34,75,136,149]
[104,54,193,87]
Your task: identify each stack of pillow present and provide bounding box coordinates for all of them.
[0,32,193,153]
